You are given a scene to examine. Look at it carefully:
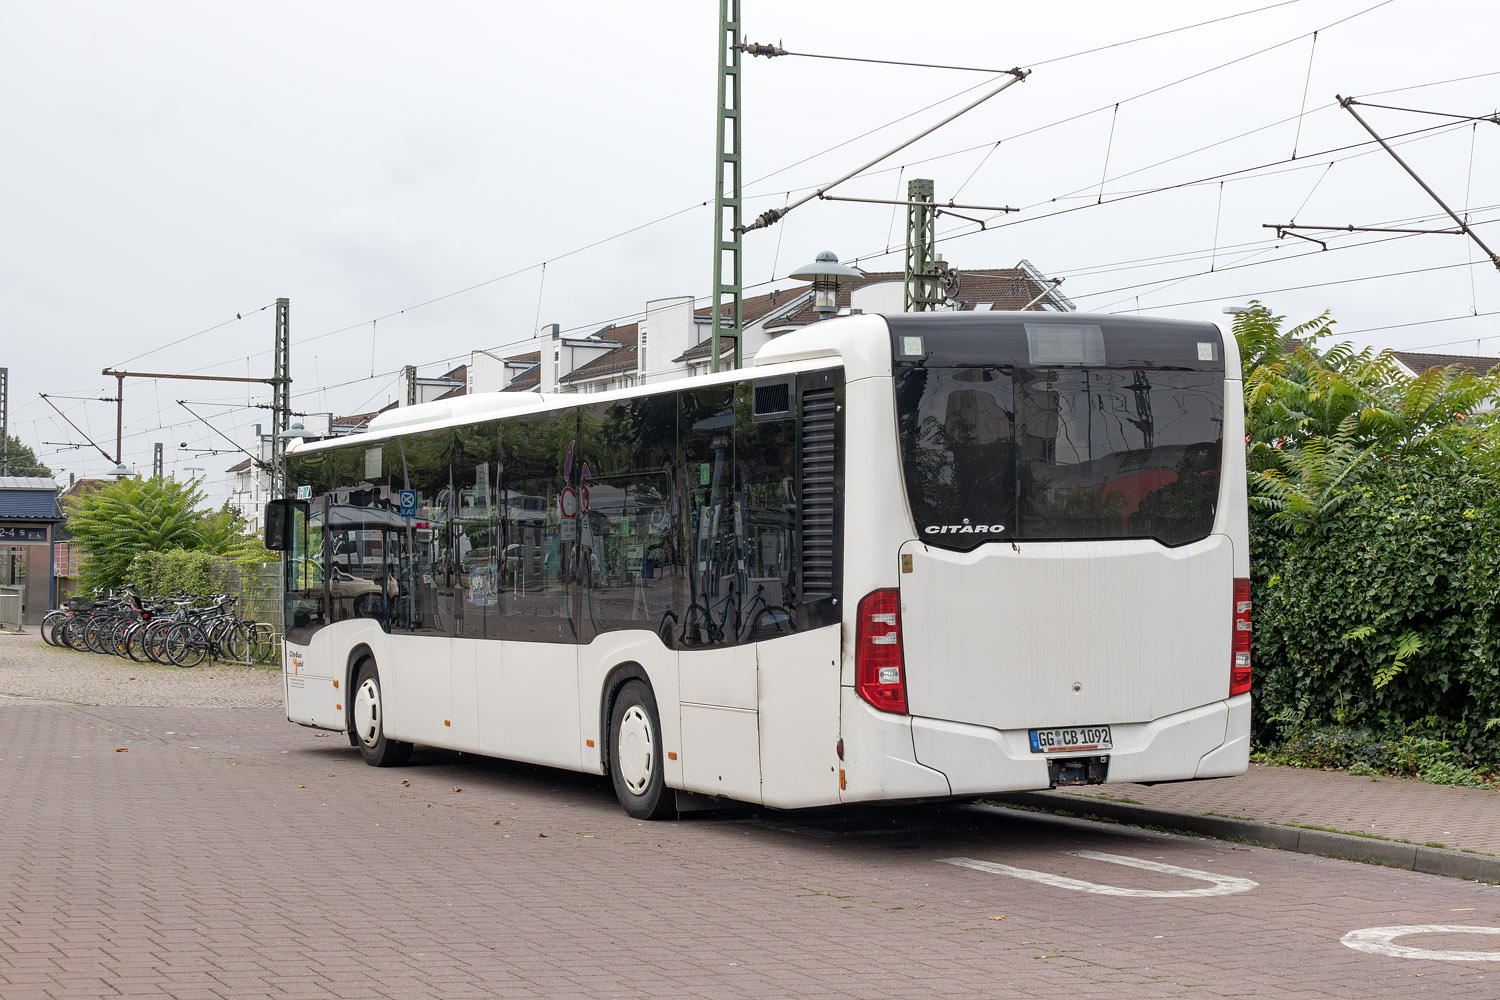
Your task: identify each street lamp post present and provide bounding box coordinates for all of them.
[789,251,864,321]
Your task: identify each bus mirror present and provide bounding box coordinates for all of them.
[264,499,308,551]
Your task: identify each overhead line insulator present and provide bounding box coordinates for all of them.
[740,42,787,58]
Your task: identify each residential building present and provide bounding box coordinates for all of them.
[470,260,1072,394]
[1390,349,1499,414]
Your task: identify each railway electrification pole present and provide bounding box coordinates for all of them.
[41,297,292,488]
[710,0,744,372]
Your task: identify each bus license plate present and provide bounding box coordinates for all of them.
[1029,726,1112,754]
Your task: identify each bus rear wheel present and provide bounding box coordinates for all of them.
[608,680,673,820]
[352,660,412,767]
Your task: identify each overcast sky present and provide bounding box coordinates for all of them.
[3,0,1497,501]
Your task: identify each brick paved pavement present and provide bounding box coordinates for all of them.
[0,632,279,709]
[3,697,1498,999]
[1036,763,1500,856]
[3,631,1499,997]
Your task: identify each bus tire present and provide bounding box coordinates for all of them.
[608,680,673,820]
[352,659,413,767]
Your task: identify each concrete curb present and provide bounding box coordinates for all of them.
[994,790,1500,884]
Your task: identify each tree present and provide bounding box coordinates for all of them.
[1236,304,1500,767]
[63,476,259,591]
[1234,301,1500,532]
[2,435,52,477]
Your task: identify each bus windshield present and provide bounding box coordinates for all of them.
[890,314,1225,548]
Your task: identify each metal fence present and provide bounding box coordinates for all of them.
[218,560,283,666]
[0,585,22,631]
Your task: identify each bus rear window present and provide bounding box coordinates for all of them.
[891,315,1225,549]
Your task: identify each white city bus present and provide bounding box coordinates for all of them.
[266,311,1251,819]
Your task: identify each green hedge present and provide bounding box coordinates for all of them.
[125,549,237,603]
[1251,457,1500,770]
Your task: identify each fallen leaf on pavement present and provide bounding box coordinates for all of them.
[988,915,1005,920]
[538,832,548,838]
[115,747,128,752]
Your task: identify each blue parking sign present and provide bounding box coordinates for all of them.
[398,490,417,517]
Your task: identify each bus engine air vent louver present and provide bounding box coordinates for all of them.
[800,387,837,600]
[752,378,793,421]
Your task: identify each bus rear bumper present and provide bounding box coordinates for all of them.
[909,695,1251,795]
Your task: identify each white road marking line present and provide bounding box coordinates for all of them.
[1341,925,1500,961]
[940,850,1258,898]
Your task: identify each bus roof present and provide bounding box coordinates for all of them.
[286,310,1232,456]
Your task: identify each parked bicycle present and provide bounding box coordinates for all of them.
[38,589,277,668]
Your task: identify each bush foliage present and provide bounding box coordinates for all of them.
[1234,303,1500,775]
[125,549,226,601]
[63,476,267,593]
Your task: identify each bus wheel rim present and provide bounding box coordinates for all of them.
[618,704,654,795]
[354,678,382,748]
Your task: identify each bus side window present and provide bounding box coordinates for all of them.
[496,409,573,642]
[577,396,679,640]
[735,381,798,641]
[679,387,737,647]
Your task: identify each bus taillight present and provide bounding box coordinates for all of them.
[1231,578,1252,697]
[856,588,907,714]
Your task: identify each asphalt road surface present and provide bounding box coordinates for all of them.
[2,698,1497,999]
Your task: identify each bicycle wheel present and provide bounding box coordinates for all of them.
[125,622,153,662]
[83,617,112,654]
[40,610,68,646]
[165,623,209,667]
[63,617,93,651]
[247,622,278,664]
[222,622,252,663]
[145,620,175,663]
[105,619,132,657]
[51,615,76,648]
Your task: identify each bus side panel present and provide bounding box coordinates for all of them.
[577,630,681,782]
[476,639,507,759]
[680,705,762,804]
[677,644,762,803]
[757,624,842,809]
[380,634,454,746]
[448,639,482,754]
[500,640,581,771]
[285,620,384,732]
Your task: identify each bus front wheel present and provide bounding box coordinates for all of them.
[352,660,413,767]
[608,680,673,820]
